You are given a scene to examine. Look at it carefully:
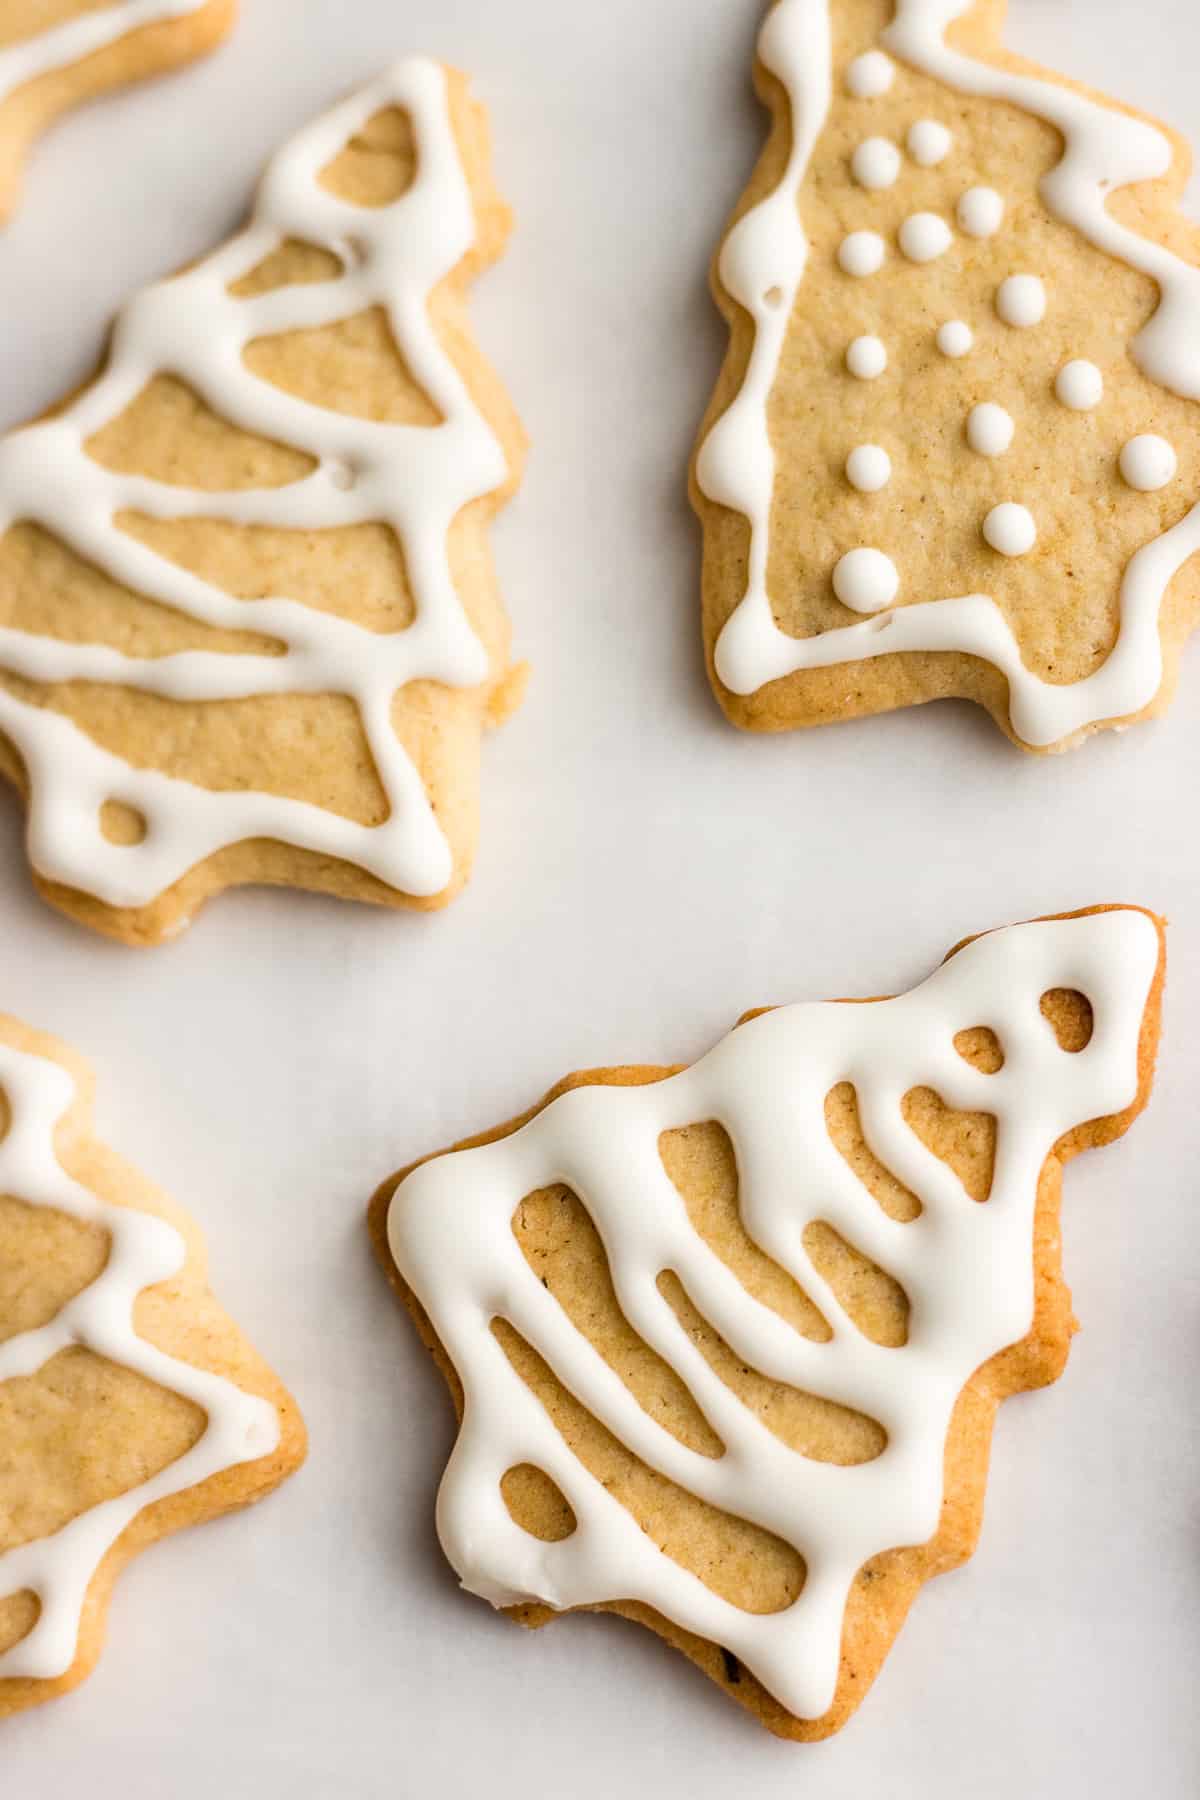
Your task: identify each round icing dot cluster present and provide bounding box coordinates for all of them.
[833,36,1180,584]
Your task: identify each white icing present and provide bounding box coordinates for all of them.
[0,1,205,107]
[936,319,973,357]
[0,58,510,908]
[851,137,901,189]
[995,273,1046,327]
[1055,360,1104,410]
[833,547,898,611]
[907,119,952,165]
[957,186,1004,238]
[388,911,1159,1723]
[898,211,952,262]
[846,335,887,379]
[846,445,892,492]
[983,502,1037,556]
[0,1034,280,1681]
[966,402,1014,457]
[837,229,886,275]
[1120,434,1177,492]
[845,50,894,97]
[698,0,1200,746]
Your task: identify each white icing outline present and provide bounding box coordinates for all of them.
[0,1033,280,1682]
[696,0,1200,747]
[0,57,510,908]
[387,910,1159,1722]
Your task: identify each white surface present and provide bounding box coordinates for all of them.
[0,0,1197,1792]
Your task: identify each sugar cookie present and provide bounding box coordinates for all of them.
[0,1014,305,1718]
[372,907,1164,1740]
[693,0,1200,752]
[0,57,527,943]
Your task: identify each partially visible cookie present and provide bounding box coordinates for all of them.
[372,906,1163,1739]
[693,0,1200,751]
[0,1014,305,1718]
[0,55,527,943]
[0,1,235,221]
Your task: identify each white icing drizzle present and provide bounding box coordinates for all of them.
[958,185,1004,238]
[845,49,894,97]
[996,272,1046,326]
[837,229,886,275]
[936,319,973,357]
[0,1034,280,1682]
[846,334,887,378]
[388,911,1159,1722]
[1120,434,1177,492]
[984,502,1037,556]
[898,210,952,261]
[851,136,900,189]
[1055,359,1103,410]
[697,0,1200,747]
[0,58,509,908]
[906,118,951,165]
[845,445,891,493]
[967,402,1014,457]
[0,1,205,107]
[833,546,898,610]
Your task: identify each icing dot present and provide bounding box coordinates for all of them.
[906,119,952,166]
[898,212,952,262]
[833,547,899,612]
[846,335,887,379]
[851,137,901,190]
[936,320,973,358]
[966,403,1015,457]
[995,274,1046,327]
[838,230,886,276]
[1119,434,1177,491]
[846,445,892,492]
[983,503,1037,556]
[957,186,1004,238]
[1055,360,1103,410]
[845,51,895,98]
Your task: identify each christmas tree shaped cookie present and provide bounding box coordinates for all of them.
[0,1,234,222]
[373,907,1163,1739]
[0,1014,305,1718]
[0,56,526,943]
[693,0,1200,751]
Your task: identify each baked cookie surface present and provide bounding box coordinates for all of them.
[0,1014,305,1718]
[693,0,1200,751]
[0,55,526,943]
[0,1,234,221]
[373,906,1163,1739]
